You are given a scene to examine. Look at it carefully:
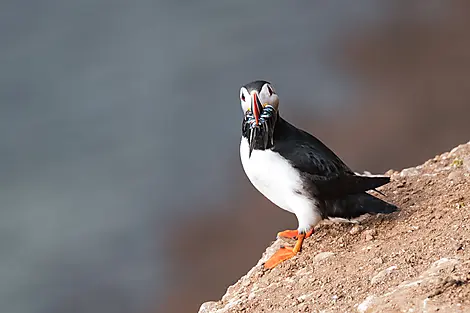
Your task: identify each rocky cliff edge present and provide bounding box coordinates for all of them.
[199,141,470,313]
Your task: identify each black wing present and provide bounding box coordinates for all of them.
[301,172,390,199]
[272,118,389,199]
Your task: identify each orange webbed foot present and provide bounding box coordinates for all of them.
[264,232,308,269]
[277,228,314,240]
[264,246,296,269]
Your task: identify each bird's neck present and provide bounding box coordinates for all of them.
[271,114,292,140]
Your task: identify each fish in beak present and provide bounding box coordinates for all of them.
[245,93,277,157]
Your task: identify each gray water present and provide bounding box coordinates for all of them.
[0,1,438,312]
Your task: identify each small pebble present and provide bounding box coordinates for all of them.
[370,265,397,285]
[448,171,461,181]
[373,257,384,264]
[349,225,363,235]
[463,156,470,172]
[313,252,335,263]
[400,168,419,177]
[364,229,377,241]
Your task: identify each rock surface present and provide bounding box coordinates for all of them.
[199,141,470,313]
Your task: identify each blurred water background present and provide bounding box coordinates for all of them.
[2,1,470,313]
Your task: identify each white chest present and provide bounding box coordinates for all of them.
[239,137,304,213]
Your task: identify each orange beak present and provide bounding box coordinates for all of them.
[251,93,263,125]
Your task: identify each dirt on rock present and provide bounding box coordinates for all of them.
[199,141,470,313]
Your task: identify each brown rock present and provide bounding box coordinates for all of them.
[199,142,470,313]
[358,258,469,313]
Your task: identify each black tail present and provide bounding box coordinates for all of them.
[323,192,398,220]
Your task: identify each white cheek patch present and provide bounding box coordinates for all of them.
[240,88,251,112]
[241,101,250,113]
[258,85,279,110]
[258,95,268,107]
[258,88,269,106]
[270,95,279,110]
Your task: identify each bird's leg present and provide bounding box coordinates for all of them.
[264,232,307,269]
[277,228,314,240]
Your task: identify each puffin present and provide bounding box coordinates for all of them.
[239,80,397,269]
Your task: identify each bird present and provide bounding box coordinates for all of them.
[239,80,397,269]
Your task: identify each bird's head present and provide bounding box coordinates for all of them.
[240,80,279,156]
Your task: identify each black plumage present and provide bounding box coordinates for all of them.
[240,80,397,269]
[240,80,398,269]
[241,79,397,220]
[270,116,397,219]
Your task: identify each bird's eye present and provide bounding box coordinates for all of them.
[241,94,245,101]
[267,85,273,96]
